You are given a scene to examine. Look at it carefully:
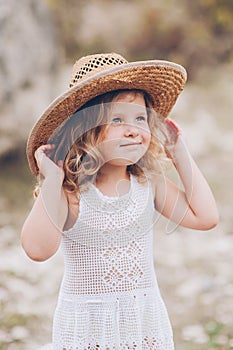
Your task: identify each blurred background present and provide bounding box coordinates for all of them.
[0,0,232,349]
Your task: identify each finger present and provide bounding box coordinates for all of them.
[35,144,55,160]
[35,144,49,156]
[57,160,64,168]
[165,118,182,135]
[43,144,55,156]
[38,144,54,151]
[34,147,45,164]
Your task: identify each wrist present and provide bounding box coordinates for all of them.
[171,137,191,166]
[43,172,64,186]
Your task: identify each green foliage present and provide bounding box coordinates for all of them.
[187,0,233,34]
[194,321,233,350]
[45,0,233,80]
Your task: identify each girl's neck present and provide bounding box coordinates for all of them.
[95,165,130,197]
[97,164,129,181]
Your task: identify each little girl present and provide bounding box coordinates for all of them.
[21,53,218,350]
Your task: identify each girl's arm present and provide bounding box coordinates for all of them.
[21,145,68,261]
[154,119,219,230]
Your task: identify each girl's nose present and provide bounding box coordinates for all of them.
[124,124,139,137]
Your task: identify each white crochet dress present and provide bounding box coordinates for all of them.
[41,175,174,350]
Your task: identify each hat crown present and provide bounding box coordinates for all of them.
[69,53,128,88]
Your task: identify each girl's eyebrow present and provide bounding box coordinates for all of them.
[135,110,148,118]
[111,110,123,115]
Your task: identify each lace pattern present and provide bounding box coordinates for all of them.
[51,176,174,349]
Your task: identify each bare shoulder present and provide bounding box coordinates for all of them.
[63,192,80,231]
[150,173,166,196]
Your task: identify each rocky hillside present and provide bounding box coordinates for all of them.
[0,0,61,157]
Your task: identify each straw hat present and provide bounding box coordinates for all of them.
[27,52,187,174]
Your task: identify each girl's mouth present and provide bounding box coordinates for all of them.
[120,142,142,147]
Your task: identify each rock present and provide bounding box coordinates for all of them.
[0,0,61,157]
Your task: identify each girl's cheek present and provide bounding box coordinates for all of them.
[102,125,121,142]
[142,128,151,142]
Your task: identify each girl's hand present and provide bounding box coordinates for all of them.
[163,118,184,160]
[34,144,64,181]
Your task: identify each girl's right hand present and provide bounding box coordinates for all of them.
[34,144,64,181]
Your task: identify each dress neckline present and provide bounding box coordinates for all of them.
[79,175,136,213]
[90,174,134,201]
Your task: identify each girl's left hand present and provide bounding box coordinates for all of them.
[34,144,64,181]
[163,118,183,159]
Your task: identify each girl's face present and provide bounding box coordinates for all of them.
[98,92,151,167]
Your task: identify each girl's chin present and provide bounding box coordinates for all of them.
[101,151,147,167]
[103,158,141,167]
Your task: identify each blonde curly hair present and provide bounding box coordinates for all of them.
[34,89,170,199]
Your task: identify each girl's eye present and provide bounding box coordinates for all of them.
[136,115,147,122]
[111,117,122,124]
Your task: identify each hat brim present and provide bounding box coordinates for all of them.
[27,60,187,174]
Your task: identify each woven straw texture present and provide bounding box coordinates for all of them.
[26,53,187,174]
